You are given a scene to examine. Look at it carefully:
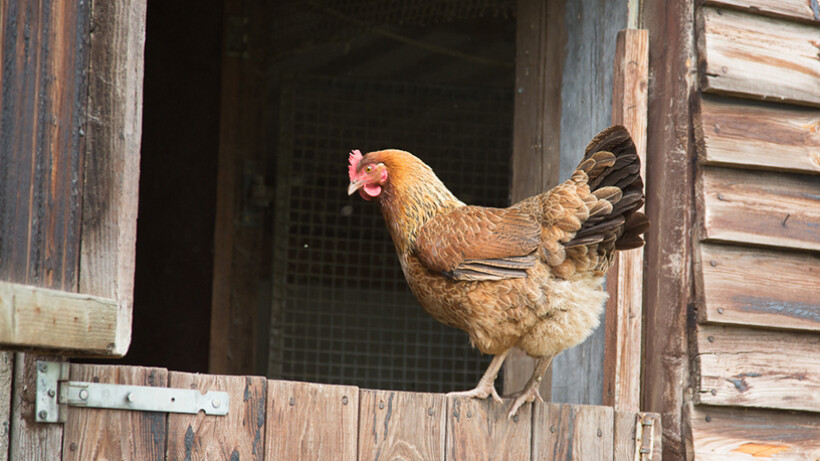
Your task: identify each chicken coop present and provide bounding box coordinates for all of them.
[0,0,818,459]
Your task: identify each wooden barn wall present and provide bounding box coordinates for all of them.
[690,1,820,459]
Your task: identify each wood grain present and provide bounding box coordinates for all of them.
[0,0,88,293]
[699,166,820,251]
[642,0,696,458]
[695,96,820,174]
[447,396,532,460]
[550,0,628,407]
[79,0,146,356]
[534,403,614,461]
[698,6,820,107]
[266,380,358,460]
[9,353,64,461]
[603,28,648,413]
[696,324,820,412]
[696,243,820,331]
[358,390,445,461]
[0,352,13,461]
[703,0,820,24]
[0,281,118,352]
[167,373,266,460]
[62,364,168,461]
[689,405,820,460]
[504,0,566,398]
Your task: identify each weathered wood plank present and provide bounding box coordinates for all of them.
[689,405,820,460]
[613,411,636,461]
[266,380,357,460]
[79,0,146,356]
[0,352,12,461]
[0,281,118,353]
[504,0,566,398]
[447,397,531,461]
[699,166,820,251]
[0,0,88,293]
[703,0,820,24]
[358,390,445,461]
[63,364,168,461]
[642,0,696,458]
[695,97,820,174]
[551,0,628,406]
[534,403,614,461]
[167,373,266,460]
[9,354,63,461]
[696,324,820,412]
[698,6,820,107]
[603,28,648,413]
[696,243,820,331]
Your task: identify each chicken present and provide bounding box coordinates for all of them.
[347,126,648,417]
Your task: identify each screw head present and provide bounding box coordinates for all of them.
[126,392,135,403]
[212,399,221,409]
[705,415,712,422]
[513,415,519,423]
[79,389,89,400]
[717,307,724,314]
[466,410,472,418]
[427,407,433,416]
[38,363,47,373]
[47,389,56,398]
[711,389,717,396]
[38,410,48,420]
[379,401,384,410]
[597,428,603,437]
[550,425,556,433]
[342,396,349,405]
[708,336,715,343]
[289,397,295,406]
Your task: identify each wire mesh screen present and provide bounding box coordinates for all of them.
[269,75,513,392]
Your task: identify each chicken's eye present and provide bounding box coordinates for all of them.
[365,165,373,173]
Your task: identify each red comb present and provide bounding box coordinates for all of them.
[348,149,363,181]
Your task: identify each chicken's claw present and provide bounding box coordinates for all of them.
[447,383,503,404]
[507,386,543,419]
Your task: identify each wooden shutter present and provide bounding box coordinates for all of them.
[0,0,146,356]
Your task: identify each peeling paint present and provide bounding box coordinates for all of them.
[733,442,790,458]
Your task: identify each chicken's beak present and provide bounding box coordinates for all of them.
[348,180,364,196]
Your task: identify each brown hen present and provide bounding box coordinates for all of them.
[347,126,648,417]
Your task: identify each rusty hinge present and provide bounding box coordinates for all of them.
[634,413,656,461]
[35,361,230,423]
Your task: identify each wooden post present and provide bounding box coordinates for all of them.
[641,0,696,458]
[603,29,649,413]
[504,0,566,400]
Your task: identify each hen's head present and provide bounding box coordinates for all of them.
[347,149,389,201]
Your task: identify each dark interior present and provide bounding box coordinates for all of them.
[115,2,518,391]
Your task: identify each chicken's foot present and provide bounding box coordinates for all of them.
[446,349,509,404]
[507,354,554,419]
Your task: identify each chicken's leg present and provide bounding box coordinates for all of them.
[507,354,554,419]
[446,349,509,403]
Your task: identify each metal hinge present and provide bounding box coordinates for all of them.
[634,413,656,461]
[35,361,229,423]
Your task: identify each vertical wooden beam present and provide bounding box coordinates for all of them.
[166,373,266,460]
[505,0,566,400]
[209,0,266,376]
[642,0,696,458]
[62,364,168,461]
[80,0,147,355]
[549,0,628,406]
[358,390,446,460]
[603,29,649,413]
